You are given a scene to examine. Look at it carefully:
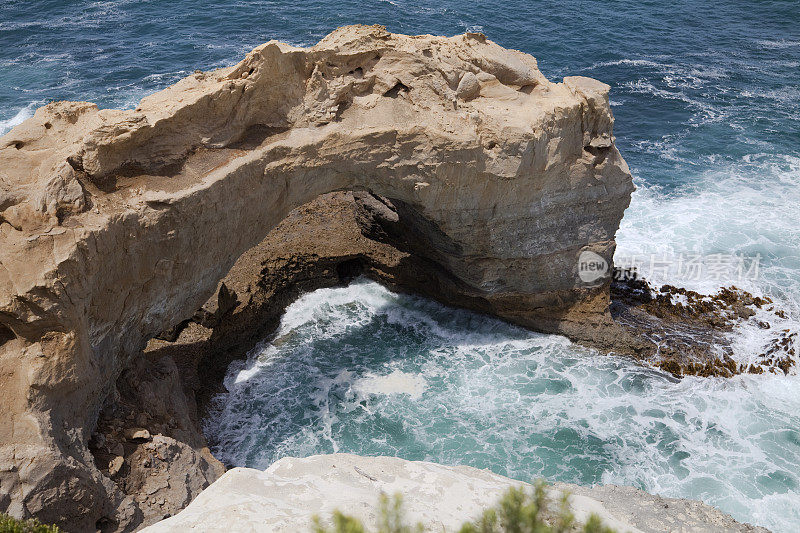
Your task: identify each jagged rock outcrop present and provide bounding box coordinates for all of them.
[87,349,225,530]
[141,454,767,533]
[0,25,635,530]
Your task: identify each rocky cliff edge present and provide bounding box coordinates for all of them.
[142,454,767,533]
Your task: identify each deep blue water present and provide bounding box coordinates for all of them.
[2,2,799,531]
[2,1,798,189]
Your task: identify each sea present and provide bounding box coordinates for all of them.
[1,1,798,531]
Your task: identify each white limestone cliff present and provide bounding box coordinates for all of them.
[142,454,767,533]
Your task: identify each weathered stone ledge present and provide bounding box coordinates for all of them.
[140,454,768,533]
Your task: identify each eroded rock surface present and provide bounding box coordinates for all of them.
[140,454,768,533]
[88,351,224,530]
[0,25,637,530]
[611,277,796,377]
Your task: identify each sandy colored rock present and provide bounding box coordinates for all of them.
[125,435,222,528]
[89,340,225,530]
[124,429,151,442]
[456,71,481,100]
[108,456,124,478]
[0,25,633,530]
[555,483,768,533]
[141,454,767,533]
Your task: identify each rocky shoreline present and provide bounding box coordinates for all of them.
[0,25,794,531]
[611,278,795,378]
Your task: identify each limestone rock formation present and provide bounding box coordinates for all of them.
[0,25,634,530]
[141,454,767,533]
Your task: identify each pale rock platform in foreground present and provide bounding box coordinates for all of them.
[142,454,767,533]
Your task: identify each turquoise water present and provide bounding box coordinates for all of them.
[208,281,800,532]
[2,1,799,531]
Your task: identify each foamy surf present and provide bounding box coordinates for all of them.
[353,371,427,400]
[206,280,800,533]
[615,152,800,368]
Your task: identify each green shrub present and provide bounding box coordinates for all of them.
[313,482,616,533]
[0,514,59,533]
[314,493,422,533]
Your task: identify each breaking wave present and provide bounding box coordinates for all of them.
[0,103,38,136]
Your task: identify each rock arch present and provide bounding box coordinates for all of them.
[0,26,633,529]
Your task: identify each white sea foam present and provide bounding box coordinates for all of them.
[353,370,427,399]
[621,79,726,126]
[617,154,800,307]
[616,149,800,371]
[0,103,38,136]
[756,39,800,49]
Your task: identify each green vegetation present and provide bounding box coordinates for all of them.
[458,482,615,533]
[0,514,59,533]
[313,493,422,533]
[313,481,616,533]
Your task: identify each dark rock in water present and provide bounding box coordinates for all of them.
[611,277,795,377]
[752,330,797,375]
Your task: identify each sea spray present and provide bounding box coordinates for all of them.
[0,103,37,136]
